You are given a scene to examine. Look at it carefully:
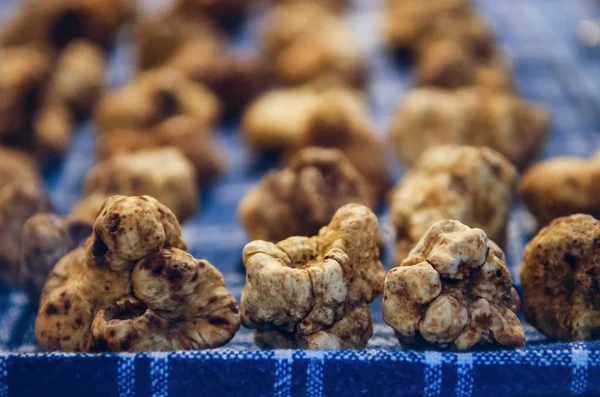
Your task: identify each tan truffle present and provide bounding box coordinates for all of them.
[262,3,366,87]
[0,44,53,141]
[389,87,550,169]
[174,0,252,28]
[45,40,105,119]
[270,0,349,12]
[239,147,376,242]
[95,68,221,133]
[31,103,73,163]
[241,203,385,349]
[390,145,517,263]
[0,146,40,187]
[1,0,137,49]
[135,8,223,71]
[520,152,600,226]
[415,39,513,92]
[383,219,524,350]
[243,87,389,195]
[242,87,320,152]
[96,116,224,185]
[0,44,77,162]
[383,1,486,54]
[136,9,268,113]
[20,214,91,302]
[76,148,199,223]
[0,183,52,285]
[521,214,600,341]
[36,195,240,352]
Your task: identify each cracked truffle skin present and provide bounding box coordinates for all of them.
[390,145,517,264]
[238,147,376,242]
[520,152,600,226]
[383,219,524,350]
[389,87,550,170]
[20,214,92,302]
[96,116,224,186]
[1,0,137,50]
[262,3,366,87]
[243,88,389,196]
[36,195,240,352]
[241,203,385,349]
[95,68,221,134]
[78,148,199,223]
[0,183,52,285]
[521,214,600,341]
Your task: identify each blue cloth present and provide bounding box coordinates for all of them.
[2,0,600,395]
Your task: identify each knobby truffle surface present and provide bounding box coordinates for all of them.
[241,204,385,349]
[390,145,516,264]
[36,195,240,352]
[238,147,376,242]
[521,214,600,341]
[383,219,524,350]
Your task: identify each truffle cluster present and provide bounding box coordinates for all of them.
[1,0,134,162]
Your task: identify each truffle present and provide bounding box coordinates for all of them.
[383,219,525,350]
[241,204,385,349]
[36,195,240,352]
[521,214,600,341]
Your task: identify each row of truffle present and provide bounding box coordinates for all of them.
[32,192,600,352]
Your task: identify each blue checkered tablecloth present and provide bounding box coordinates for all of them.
[2,0,600,396]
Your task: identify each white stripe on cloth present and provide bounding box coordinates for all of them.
[150,353,169,397]
[571,344,589,395]
[118,355,135,397]
[423,351,442,397]
[305,351,326,397]
[273,350,294,397]
[455,353,474,397]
